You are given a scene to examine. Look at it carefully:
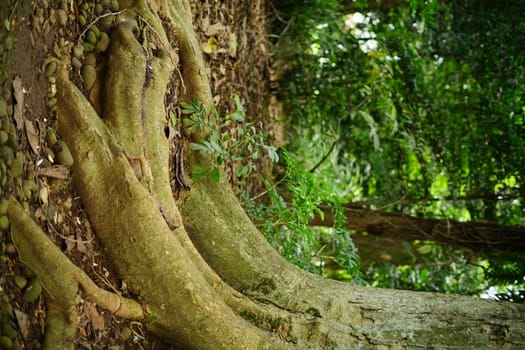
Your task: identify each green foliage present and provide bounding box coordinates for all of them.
[273,0,525,219]
[365,241,487,295]
[181,97,278,182]
[270,0,525,297]
[366,1,525,219]
[482,252,525,303]
[485,252,525,286]
[242,151,362,283]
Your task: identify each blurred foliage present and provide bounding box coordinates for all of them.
[365,241,487,295]
[273,0,525,218]
[266,0,525,299]
[485,252,525,303]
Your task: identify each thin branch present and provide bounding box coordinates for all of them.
[309,138,337,173]
[78,10,127,41]
[136,14,186,94]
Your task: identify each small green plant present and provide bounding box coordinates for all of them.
[180,96,279,182]
[242,151,362,283]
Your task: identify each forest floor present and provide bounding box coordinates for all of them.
[0,0,278,348]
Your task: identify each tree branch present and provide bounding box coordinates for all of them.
[311,203,525,253]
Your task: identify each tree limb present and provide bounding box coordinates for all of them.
[311,204,525,253]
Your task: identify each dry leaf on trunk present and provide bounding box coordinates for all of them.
[84,301,105,331]
[38,165,70,179]
[12,76,25,131]
[14,308,30,338]
[25,118,40,155]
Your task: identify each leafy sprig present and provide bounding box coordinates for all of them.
[181,96,279,182]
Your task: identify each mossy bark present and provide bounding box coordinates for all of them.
[181,176,525,349]
[8,199,143,349]
[8,0,525,349]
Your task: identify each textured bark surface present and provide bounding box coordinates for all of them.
[181,180,525,349]
[4,0,525,349]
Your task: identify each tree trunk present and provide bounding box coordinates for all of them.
[3,0,525,349]
[311,205,525,253]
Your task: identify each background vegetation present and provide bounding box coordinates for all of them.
[240,0,525,301]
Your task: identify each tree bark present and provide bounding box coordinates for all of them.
[3,0,525,349]
[311,205,525,253]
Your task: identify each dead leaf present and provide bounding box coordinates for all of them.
[229,33,238,57]
[38,182,49,207]
[38,165,70,179]
[76,229,88,254]
[76,240,87,254]
[84,301,105,330]
[12,76,25,131]
[65,235,76,253]
[78,316,89,337]
[14,308,30,338]
[34,207,46,220]
[25,118,40,154]
[205,22,226,37]
[201,16,210,34]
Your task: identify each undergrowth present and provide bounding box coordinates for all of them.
[241,151,363,283]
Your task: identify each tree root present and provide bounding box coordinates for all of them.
[181,179,525,348]
[52,2,293,346]
[7,198,143,350]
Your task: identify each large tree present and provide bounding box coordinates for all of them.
[2,0,525,348]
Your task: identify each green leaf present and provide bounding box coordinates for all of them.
[169,112,177,127]
[236,165,248,178]
[192,166,209,182]
[211,167,220,182]
[189,142,210,153]
[232,95,245,114]
[182,118,197,128]
[180,102,196,112]
[229,111,245,122]
[210,131,219,143]
[417,244,432,255]
[359,110,375,127]
[213,142,225,154]
[266,146,279,163]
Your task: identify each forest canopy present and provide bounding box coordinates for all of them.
[262,0,525,299]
